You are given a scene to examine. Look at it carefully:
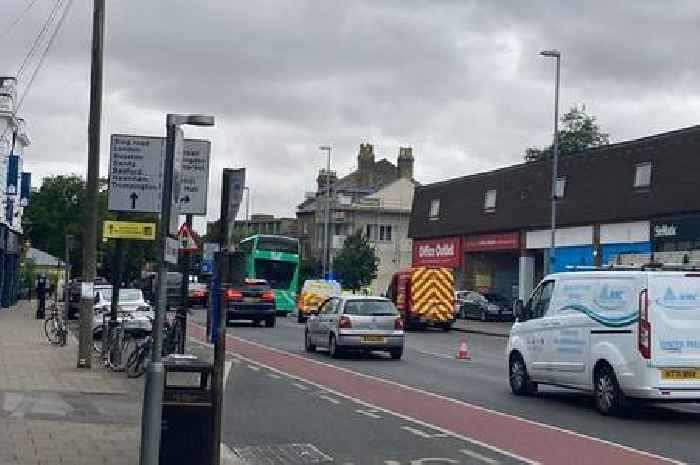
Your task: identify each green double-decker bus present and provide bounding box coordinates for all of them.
[238,234,300,314]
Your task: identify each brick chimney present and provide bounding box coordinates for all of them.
[397,146,414,179]
[357,143,375,187]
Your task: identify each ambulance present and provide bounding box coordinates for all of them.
[386,267,456,331]
[507,270,700,415]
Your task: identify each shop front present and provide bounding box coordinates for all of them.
[412,236,462,268]
[651,215,700,252]
[462,231,520,301]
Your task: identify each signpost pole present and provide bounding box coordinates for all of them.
[178,214,193,354]
[108,213,124,366]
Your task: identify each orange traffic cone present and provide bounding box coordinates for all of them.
[456,339,471,360]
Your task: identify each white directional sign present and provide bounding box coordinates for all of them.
[165,237,179,265]
[179,139,211,215]
[108,135,164,213]
[108,134,211,215]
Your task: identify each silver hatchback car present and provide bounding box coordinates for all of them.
[304,296,405,359]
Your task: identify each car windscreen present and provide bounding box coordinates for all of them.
[119,289,142,303]
[343,300,398,316]
[254,259,295,290]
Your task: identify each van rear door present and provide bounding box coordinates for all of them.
[648,274,700,368]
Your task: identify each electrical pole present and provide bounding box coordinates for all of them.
[78,0,105,369]
[178,214,193,354]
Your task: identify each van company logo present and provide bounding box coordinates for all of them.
[656,287,699,310]
[654,224,677,238]
[594,284,627,309]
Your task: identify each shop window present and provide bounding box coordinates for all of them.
[555,176,567,199]
[484,189,497,212]
[634,162,652,188]
[429,199,440,220]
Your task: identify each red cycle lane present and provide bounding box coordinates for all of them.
[188,323,681,465]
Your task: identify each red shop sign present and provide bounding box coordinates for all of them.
[412,236,461,268]
[463,231,520,252]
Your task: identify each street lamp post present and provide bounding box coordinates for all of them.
[140,113,214,465]
[540,49,561,275]
[319,146,332,278]
[243,186,250,235]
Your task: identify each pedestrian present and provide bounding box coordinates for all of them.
[36,274,47,319]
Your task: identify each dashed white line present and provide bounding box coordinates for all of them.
[355,409,382,419]
[267,373,282,380]
[460,448,502,465]
[291,382,309,391]
[247,364,260,371]
[319,394,341,405]
[402,425,448,439]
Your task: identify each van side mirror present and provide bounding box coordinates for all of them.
[513,299,524,320]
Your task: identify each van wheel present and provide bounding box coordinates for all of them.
[509,353,538,395]
[594,364,625,415]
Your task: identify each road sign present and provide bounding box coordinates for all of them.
[165,237,179,265]
[201,242,219,275]
[103,220,156,240]
[179,140,211,215]
[108,135,164,213]
[108,134,211,216]
[221,168,246,248]
[177,223,198,252]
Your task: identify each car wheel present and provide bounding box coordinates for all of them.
[265,317,276,328]
[297,313,306,324]
[329,335,342,358]
[594,364,625,415]
[509,353,538,395]
[305,330,316,352]
[390,349,403,360]
[480,310,488,322]
[441,322,451,332]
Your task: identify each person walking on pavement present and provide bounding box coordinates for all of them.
[36,274,47,319]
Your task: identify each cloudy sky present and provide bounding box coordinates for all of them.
[2,0,700,232]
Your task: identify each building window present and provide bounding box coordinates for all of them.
[634,162,652,188]
[484,189,497,212]
[380,225,393,242]
[429,199,440,220]
[555,176,567,199]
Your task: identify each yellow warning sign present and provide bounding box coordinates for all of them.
[103,221,156,240]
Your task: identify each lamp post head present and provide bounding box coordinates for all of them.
[166,113,215,127]
[319,145,331,152]
[540,49,561,58]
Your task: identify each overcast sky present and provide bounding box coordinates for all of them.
[2,0,700,232]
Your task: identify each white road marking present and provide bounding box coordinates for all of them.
[224,361,233,385]
[231,357,242,364]
[222,333,683,465]
[247,364,260,371]
[355,409,382,419]
[460,448,501,465]
[292,382,309,391]
[417,349,456,360]
[267,373,282,380]
[319,394,341,405]
[402,426,448,439]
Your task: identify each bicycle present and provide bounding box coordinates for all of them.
[44,302,67,346]
[93,313,138,371]
[126,315,180,378]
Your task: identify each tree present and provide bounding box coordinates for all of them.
[525,104,610,162]
[332,230,378,292]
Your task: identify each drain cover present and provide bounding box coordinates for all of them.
[233,443,333,464]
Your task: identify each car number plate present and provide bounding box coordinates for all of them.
[661,369,700,380]
[243,297,260,303]
[362,335,385,343]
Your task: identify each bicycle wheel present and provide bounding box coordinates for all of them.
[126,344,149,378]
[44,317,60,344]
[93,329,104,354]
[107,334,134,371]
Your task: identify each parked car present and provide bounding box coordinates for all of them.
[224,278,276,327]
[67,277,110,319]
[461,291,514,321]
[188,282,209,307]
[305,296,404,359]
[508,271,700,415]
[454,290,472,318]
[92,288,154,338]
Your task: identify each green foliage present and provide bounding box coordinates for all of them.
[19,258,37,289]
[525,104,610,162]
[333,230,378,291]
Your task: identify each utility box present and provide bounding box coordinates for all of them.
[160,356,214,465]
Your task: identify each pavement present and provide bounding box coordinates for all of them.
[187,309,700,465]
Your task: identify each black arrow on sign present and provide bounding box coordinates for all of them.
[180,195,190,203]
[130,192,138,209]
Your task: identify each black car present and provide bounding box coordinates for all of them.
[224,279,276,327]
[460,291,514,321]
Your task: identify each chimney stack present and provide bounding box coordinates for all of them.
[357,143,375,187]
[397,146,414,179]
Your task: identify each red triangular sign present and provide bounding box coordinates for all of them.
[177,223,198,252]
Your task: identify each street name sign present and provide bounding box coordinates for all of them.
[103,220,156,240]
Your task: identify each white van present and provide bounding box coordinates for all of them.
[507,271,700,414]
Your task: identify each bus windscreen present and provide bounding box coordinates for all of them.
[255,259,296,290]
[256,237,298,254]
